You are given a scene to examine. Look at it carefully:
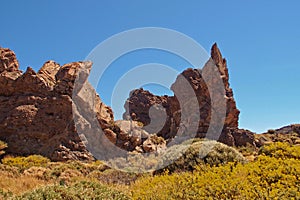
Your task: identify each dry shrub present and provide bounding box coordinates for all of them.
[2,155,50,172]
[16,181,130,200]
[0,173,51,196]
[156,139,246,173]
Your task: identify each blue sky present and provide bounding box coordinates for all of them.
[1,0,300,133]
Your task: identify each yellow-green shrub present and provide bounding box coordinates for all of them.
[259,142,300,159]
[130,153,300,199]
[156,140,246,173]
[15,181,131,200]
[2,155,50,171]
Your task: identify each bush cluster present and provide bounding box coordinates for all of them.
[0,142,299,199]
[258,142,300,159]
[2,155,50,171]
[130,143,300,199]
[156,139,246,173]
[16,181,130,200]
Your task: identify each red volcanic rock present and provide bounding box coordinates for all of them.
[0,47,166,160]
[0,47,20,73]
[124,44,254,147]
[0,47,115,161]
[0,44,257,163]
[38,61,60,88]
[219,128,255,147]
[254,124,300,147]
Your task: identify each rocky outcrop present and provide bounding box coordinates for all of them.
[113,120,166,153]
[0,47,167,161]
[219,128,256,147]
[0,47,116,161]
[0,44,258,162]
[0,48,20,73]
[124,43,247,146]
[255,124,300,147]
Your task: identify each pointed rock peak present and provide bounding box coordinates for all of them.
[0,47,20,73]
[209,43,229,78]
[38,60,61,86]
[24,67,37,75]
[211,43,223,66]
[39,60,60,72]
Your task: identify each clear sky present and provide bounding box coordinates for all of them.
[1,0,300,133]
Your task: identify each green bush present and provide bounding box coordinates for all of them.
[88,168,142,185]
[38,160,108,182]
[131,155,300,199]
[259,142,300,159]
[15,181,130,200]
[2,155,50,171]
[156,140,246,173]
[107,153,162,173]
[237,143,258,157]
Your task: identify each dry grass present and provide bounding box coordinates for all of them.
[0,173,52,196]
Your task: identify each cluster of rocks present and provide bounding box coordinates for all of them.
[254,124,300,146]
[4,43,285,161]
[0,47,165,161]
[124,44,255,147]
[113,120,166,153]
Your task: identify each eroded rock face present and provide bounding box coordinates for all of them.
[0,44,256,162]
[219,128,255,147]
[0,47,167,161]
[0,48,20,73]
[0,47,116,161]
[124,44,253,146]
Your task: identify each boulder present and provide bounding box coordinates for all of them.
[114,120,164,153]
[219,128,255,147]
[142,135,166,153]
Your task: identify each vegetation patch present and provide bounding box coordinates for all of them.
[156,139,246,173]
[130,143,300,199]
[0,142,299,199]
[2,155,50,172]
[15,181,130,200]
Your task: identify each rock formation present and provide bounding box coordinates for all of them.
[0,43,259,162]
[0,47,167,161]
[255,124,300,147]
[1,43,298,162]
[0,48,104,161]
[124,44,255,147]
